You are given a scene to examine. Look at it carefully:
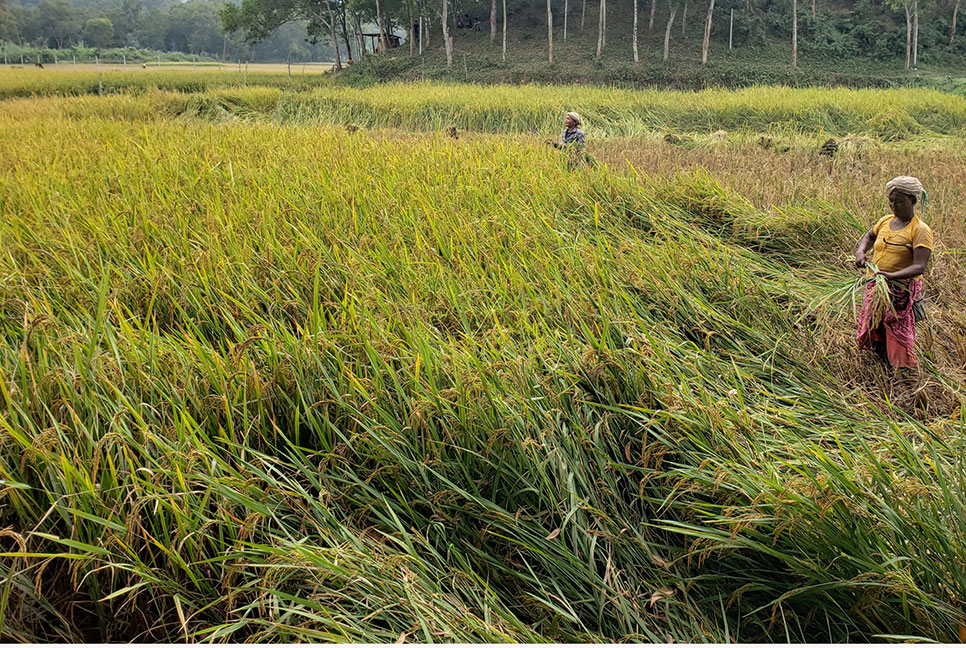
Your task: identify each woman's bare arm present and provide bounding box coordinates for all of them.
[854,228,876,268]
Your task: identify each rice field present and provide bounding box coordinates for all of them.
[0,67,329,100]
[4,72,966,139]
[1,74,966,642]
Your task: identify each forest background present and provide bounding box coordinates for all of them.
[3,0,966,87]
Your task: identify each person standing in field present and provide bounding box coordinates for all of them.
[547,111,586,152]
[547,111,589,169]
[854,176,934,369]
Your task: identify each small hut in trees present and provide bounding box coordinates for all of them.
[363,32,401,53]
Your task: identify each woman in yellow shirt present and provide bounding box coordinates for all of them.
[854,176,934,368]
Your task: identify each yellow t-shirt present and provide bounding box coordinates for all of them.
[870,214,934,280]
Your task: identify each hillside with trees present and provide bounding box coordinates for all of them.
[4,0,966,87]
[224,0,966,87]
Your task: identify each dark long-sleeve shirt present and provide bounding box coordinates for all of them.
[554,127,585,150]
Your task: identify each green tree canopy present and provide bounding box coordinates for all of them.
[0,0,16,42]
[222,0,333,43]
[83,16,113,47]
[34,0,82,48]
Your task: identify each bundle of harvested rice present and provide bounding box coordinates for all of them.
[865,261,896,328]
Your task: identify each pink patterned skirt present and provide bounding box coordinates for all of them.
[856,278,922,368]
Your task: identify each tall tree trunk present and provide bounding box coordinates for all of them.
[547,0,554,62]
[491,0,497,42]
[564,0,569,39]
[442,0,453,67]
[951,0,961,45]
[375,0,387,51]
[682,0,687,35]
[352,11,366,55]
[663,5,677,60]
[791,0,797,67]
[904,4,911,69]
[582,0,587,31]
[811,0,815,18]
[602,0,607,46]
[729,7,733,48]
[408,0,414,54]
[502,0,507,59]
[326,2,342,69]
[633,0,639,62]
[649,0,657,32]
[912,0,918,68]
[701,0,714,63]
[340,6,353,60]
[597,0,604,56]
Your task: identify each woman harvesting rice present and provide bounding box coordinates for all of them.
[854,176,935,368]
[546,112,589,169]
[547,111,586,152]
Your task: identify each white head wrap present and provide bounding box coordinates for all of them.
[565,111,582,127]
[886,176,926,206]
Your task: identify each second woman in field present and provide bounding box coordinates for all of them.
[548,111,585,151]
[546,111,589,168]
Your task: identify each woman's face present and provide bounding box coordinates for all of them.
[889,190,916,219]
[564,116,576,129]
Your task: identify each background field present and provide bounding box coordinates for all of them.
[5,71,966,139]
[1,73,965,642]
[0,66,336,99]
[2,62,334,74]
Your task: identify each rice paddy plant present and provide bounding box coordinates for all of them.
[863,262,897,329]
[5,72,966,140]
[0,95,965,642]
[0,69,324,100]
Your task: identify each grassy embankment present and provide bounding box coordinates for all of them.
[333,0,966,90]
[343,40,962,90]
[1,80,966,642]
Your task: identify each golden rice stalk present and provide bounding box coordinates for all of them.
[864,261,896,329]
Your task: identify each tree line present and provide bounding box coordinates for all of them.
[3,0,965,68]
[223,0,966,71]
[0,0,338,61]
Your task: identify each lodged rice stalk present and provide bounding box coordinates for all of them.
[4,70,966,140]
[1,97,966,644]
